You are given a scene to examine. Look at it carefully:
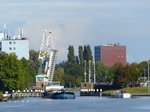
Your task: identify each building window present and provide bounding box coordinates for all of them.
[9,42,12,44]
[13,47,16,50]
[13,41,16,44]
[9,47,12,50]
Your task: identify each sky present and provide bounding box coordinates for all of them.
[0,0,150,63]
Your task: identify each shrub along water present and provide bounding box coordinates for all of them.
[0,92,4,101]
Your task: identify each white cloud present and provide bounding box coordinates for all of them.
[18,16,96,62]
[1,0,150,63]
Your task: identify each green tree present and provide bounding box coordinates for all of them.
[75,56,79,64]
[20,58,35,88]
[0,51,37,91]
[76,76,82,87]
[138,61,148,78]
[29,50,39,74]
[67,45,76,63]
[111,63,125,86]
[54,67,65,85]
[62,74,76,88]
[78,46,84,65]
[0,92,3,101]
[126,63,141,87]
[0,52,23,91]
[64,62,82,77]
[95,62,110,83]
[83,45,93,62]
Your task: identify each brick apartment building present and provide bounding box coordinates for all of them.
[94,44,126,66]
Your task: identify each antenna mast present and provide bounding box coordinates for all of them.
[3,23,6,39]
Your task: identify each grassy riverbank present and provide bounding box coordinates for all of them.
[103,87,149,95]
[65,88,80,91]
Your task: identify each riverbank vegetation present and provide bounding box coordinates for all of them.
[103,87,148,95]
[0,51,38,92]
[0,45,149,92]
[55,45,149,89]
[122,87,148,93]
[0,92,4,101]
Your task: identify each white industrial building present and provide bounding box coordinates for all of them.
[0,29,29,60]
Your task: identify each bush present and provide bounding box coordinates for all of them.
[0,92,4,101]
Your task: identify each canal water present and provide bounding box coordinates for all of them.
[0,92,150,112]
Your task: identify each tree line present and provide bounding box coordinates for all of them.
[55,45,149,88]
[0,50,38,92]
[0,45,149,91]
[54,45,93,87]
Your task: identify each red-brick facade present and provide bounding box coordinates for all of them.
[95,44,126,66]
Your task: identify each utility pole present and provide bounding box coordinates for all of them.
[89,60,91,83]
[93,61,96,84]
[148,60,149,93]
[84,60,87,83]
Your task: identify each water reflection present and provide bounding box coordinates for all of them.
[0,95,150,112]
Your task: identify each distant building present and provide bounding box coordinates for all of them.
[0,29,29,60]
[94,43,126,66]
